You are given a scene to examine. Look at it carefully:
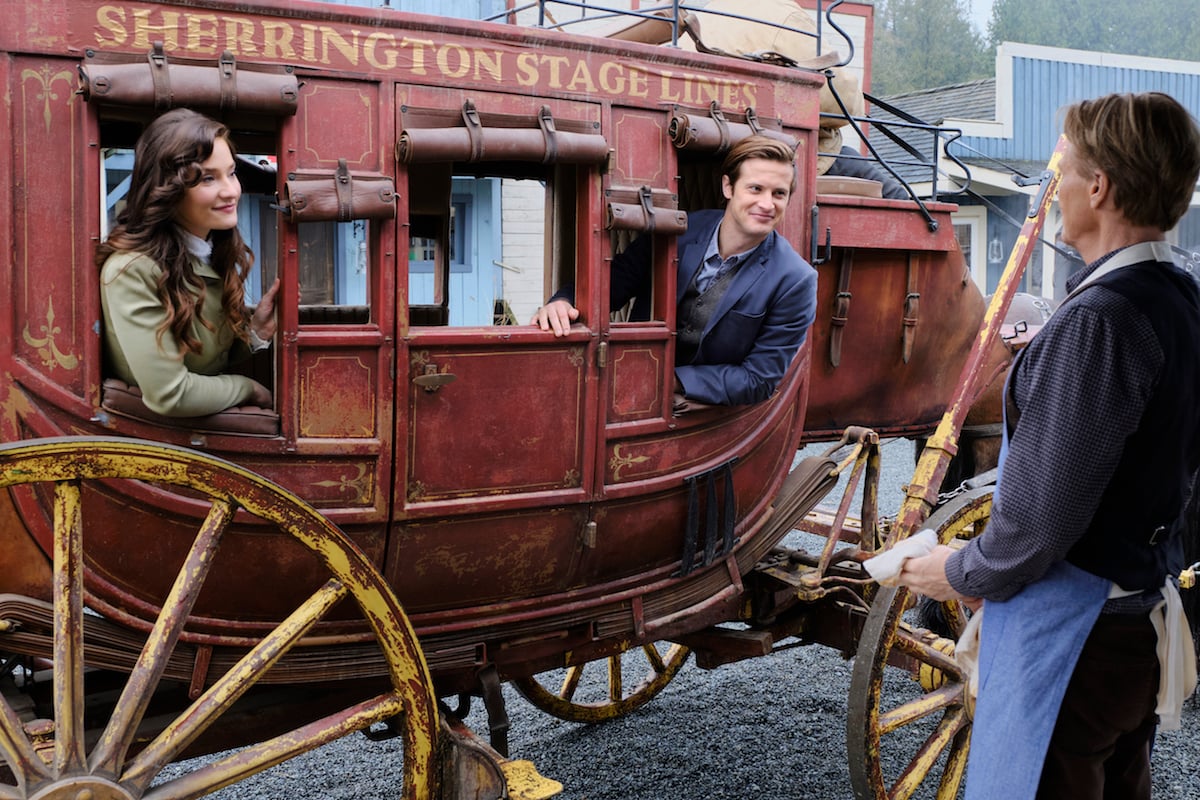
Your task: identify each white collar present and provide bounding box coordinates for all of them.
[179,228,213,263]
[1068,240,1174,300]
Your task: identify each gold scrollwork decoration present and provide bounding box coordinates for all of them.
[311,463,374,505]
[609,444,651,482]
[22,297,79,371]
[407,479,428,503]
[567,347,584,367]
[563,468,581,488]
[22,64,75,132]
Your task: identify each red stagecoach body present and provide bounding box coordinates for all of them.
[0,1,1013,795]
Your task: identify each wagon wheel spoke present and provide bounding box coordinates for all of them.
[91,498,235,776]
[122,579,350,792]
[515,642,690,723]
[141,692,405,800]
[0,694,51,788]
[51,479,87,775]
[0,437,439,800]
[847,487,992,800]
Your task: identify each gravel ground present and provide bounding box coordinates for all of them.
[163,439,1200,798]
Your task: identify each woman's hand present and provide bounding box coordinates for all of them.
[251,278,281,340]
[246,379,273,408]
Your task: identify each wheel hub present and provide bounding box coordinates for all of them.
[29,778,135,800]
[916,634,956,691]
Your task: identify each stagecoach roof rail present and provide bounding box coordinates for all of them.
[486,1,855,69]
[823,88,977,229]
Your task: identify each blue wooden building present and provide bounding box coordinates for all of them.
[878,42,1200,300]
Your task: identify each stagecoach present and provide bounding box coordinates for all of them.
[0,2,1059,798]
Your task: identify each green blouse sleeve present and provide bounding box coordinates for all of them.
[100,253,258,416]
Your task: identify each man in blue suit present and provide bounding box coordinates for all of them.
[532,134,818,406]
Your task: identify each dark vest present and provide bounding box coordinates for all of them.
[1064,262,1200,589]
[676,264,741,365]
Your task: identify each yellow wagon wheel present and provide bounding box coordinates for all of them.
[513,642,690,723]
[0,436,437,800]
[847,486,993,800]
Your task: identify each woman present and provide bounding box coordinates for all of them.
[98,108,280,417]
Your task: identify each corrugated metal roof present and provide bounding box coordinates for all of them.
[866,44,1200,186]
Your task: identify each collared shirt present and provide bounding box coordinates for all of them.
[694,223,759,294]
[945,246,1167,611]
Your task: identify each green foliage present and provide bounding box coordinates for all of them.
[871,0,992,96]
[988,0,1200,61]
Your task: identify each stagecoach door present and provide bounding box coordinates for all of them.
[391,88,608,608]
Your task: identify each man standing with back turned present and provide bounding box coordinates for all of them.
[900,92,1200,799]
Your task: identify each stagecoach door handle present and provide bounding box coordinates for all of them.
[413,363,457,392]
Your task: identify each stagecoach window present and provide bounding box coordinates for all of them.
[296,219,370,320]
[406,167,552,328]
[99,147,278,307]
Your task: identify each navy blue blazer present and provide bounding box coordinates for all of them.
[610,208,817,405]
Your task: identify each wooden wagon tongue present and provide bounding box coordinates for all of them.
[890,137,1067,546]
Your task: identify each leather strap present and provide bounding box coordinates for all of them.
[461,100,484,162]
[334,159,353,222]
[218,50,236,111]
[829,249,853,367]
[902,252,921,363]
[537,106,558,165]
[148,42,171,111]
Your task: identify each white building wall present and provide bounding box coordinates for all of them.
[500,179,548,324]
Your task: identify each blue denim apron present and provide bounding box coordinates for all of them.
[963,379,1111,799]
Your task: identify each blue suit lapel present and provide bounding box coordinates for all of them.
[676,217,717,302]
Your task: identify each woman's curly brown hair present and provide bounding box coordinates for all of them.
[95,108,255,355]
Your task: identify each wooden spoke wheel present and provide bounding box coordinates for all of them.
[0,437,437,800]
[847,486,992,800]
[513,642,690,723]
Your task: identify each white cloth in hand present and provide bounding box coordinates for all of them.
[862,528,938,586]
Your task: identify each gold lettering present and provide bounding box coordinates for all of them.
[627,65,649,98]
[223,17,259,56]
[474,49,503,83]
[694,75,721,106]
[515,52,539,86]
[299,23,319,62]
[722,81,740,108]
[95,6,128,47]
[261,21,296,60]
[185,13,218,55]
[131,9,180,50]
[659,71,682,103]
[540,55,570,88]
[565,60,596,93]
[437,43,470,79]
[364,31,397,70]
[598,61,625,95]
[742,82,757,107]
[402,37,435,75]
[321,26,359,65]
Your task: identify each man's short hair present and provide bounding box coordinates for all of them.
[722,134,799,194]
[1063,92,1200,231]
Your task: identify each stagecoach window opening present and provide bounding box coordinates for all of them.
[96,112,283,432]
[406,168,552,328]
[99,146,279,308]
[295,220,371,324]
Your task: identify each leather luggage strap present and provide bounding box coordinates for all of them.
[902,252,920,363]
[829,249,853,367]
[148,42,170,111]
[334,159,353,221]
